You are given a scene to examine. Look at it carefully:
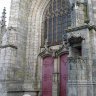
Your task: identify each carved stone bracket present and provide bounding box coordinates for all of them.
[56,41,69,57]
[39,39,54,58]
[39,48,54,58]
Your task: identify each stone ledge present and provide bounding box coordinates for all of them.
[7,90,39,93]
[0,44,17,49]
[66,24,96,32]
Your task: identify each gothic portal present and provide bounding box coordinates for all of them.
[0,0,96,96]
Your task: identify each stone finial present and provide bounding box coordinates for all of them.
[1,7,6,28]
[62,32,67,41]
[56,34,69,57]
[62,33,68,46]
[44,38,48,49]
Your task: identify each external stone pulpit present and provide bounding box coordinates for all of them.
[66,24,95,96]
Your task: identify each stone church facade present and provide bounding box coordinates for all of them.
[0,0,96,96]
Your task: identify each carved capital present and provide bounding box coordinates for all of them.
[39,48,54,58]
[56,42,69,57]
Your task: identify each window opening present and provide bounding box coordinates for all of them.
[44,0,71,46]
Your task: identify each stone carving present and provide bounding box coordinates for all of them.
[76,1,89,24]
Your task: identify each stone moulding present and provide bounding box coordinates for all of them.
[0,44,17,49]
[56,46,69,57]
[68,36,84,45]
[39,48,54,58]
[39,39,55,58]
[56,42,69,57]
[39,41,69,58]
[7,26,17,31]
[65,24,96,33]
[7,90,39,93]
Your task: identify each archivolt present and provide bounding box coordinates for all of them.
[28,0,50,48]
[26,0,50,78]
[26,0,72,79]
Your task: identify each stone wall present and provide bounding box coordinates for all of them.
[0,0,96,96]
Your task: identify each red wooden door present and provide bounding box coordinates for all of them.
[60,54,68,96]
[42,56,54,96]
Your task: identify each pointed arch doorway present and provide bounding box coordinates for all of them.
[39,0,71,96]
[40,0,71,95]
[28,0,71,96]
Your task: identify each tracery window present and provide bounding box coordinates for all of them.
[43,0,71,46]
